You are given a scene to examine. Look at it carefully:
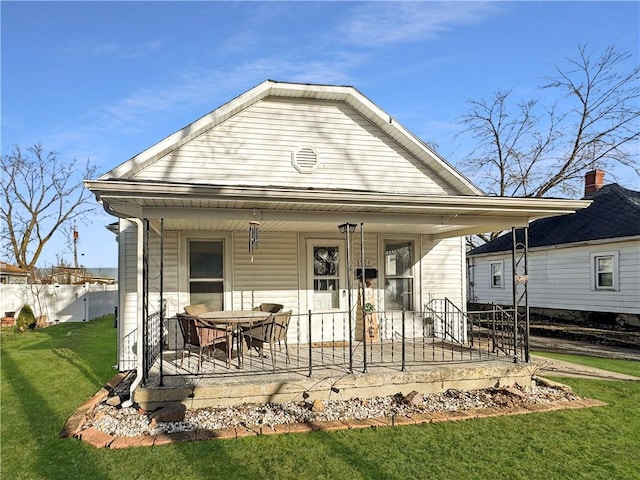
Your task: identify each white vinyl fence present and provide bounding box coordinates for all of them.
[0,283,117,323]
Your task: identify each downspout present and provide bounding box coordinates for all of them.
[122,217,144,408]
[101,202,145,408]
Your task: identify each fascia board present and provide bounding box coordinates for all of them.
[86,180,590,216]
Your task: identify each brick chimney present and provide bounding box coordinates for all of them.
[584,169,605,196]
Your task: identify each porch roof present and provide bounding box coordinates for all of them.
[85,179,591,239]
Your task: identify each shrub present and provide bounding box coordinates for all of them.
[16,304,36,331]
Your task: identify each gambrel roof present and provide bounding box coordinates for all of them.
[468,184,640,255]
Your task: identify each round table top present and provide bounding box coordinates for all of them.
[199,310,271,324]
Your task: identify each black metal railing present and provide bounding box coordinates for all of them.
[142,311,161,383]
[140,301,529,382]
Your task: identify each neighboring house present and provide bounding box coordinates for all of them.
[0,262,29,284]
[468,170,640,328]
[85,80,588,373]
[47,266,116,285]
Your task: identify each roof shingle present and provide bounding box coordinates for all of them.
[468,184,640,255]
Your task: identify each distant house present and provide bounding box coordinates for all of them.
[0,262,29,284]
[47,266,116,285]
[468,170,640,328]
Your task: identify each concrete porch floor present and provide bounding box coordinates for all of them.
[134,341,537,410]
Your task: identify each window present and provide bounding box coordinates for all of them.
[189,240,224,309]
[384,241,413,310]
[490,261,503,288]
[592,252,619,290]
[312,245,341,310]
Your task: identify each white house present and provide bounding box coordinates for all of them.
[468,170,640,328]
[86,80,589,377]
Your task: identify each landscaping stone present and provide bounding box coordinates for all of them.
[69,371,609,449]
[404,390,423,405]
[311,399,325,412]
[149,403,186,424]
[106,396,121,407]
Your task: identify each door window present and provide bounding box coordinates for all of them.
[189,240,224,309]
[312,245,340,310]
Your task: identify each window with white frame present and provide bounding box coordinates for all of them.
[383,240,414,311]
[490,261,503,288]
[188,240,224,309]
[591,251,619,290]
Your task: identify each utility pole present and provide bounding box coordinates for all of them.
[73,222,79,268]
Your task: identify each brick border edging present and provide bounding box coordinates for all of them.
[60,372,129,439]
[64,373,607,449]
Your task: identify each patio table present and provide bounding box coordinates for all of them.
[199,310,272,368]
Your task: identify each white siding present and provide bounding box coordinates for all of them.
[469,239,640,314]
[232,231,300,312]
[160,231,180,316]
[421,236,466,308]
[134,97,455,195]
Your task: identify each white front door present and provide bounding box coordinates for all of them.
[307,240,347,312]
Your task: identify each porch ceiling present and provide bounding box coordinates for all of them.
[87,180,591,239]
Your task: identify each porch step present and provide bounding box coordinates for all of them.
[134,360,536,410]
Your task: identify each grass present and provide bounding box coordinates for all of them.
[1,317,639,480]
[532,350,640,378]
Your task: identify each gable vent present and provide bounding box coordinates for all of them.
[292,147,318,173]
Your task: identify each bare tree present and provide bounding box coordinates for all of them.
[0,144,97,269]
[457,45,640,243]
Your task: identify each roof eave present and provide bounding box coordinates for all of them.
[85,179,590,217]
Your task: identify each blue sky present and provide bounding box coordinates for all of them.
[2,1,639,268]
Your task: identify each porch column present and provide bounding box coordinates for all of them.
[511,227,529,363]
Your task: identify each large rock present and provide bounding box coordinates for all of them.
[149,403,186,424]
[404,391,423,406]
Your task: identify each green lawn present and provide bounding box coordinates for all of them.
[2,317,639,480]
[532,350,640,378]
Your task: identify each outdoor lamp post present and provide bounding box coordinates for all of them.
[338,222,357,373]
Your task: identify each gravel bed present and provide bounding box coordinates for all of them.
[86,382,578,438]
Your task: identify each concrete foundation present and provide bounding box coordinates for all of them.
[134,360,537,411]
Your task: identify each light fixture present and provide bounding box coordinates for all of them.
[338,222,357,234]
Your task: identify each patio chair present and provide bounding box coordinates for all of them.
[242,310,292,372]
[183,304,212,317]
[176,313,233,370]
[244,303,284,335]
[253,303,284,313]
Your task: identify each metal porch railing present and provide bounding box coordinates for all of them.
[138,302,529,383]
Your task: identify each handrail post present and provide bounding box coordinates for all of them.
[360,223,367,374]
[401,308,406,371]
[491,305,496,353]
[159,218,164,387]
[308,310,313,377]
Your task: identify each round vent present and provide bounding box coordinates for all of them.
[291,147,318,173]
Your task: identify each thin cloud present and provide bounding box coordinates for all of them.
[73,39,163,59]
[122,40,164,59]
[45,53,365,166]
[340,1,505,47]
